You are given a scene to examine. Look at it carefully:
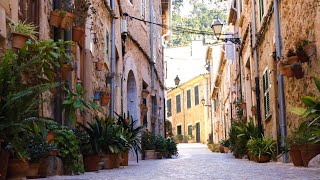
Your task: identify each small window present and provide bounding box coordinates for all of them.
[187,89,191,108]
[167,99,172,117]
[194,85,199,105]
[263,69,271,119]
[105,29,109,62]
[259,0,265,21]
[188,125,192,136]
[176,94,181,113]
[177,125,182,135]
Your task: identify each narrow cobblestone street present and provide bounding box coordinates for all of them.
[39,144,320,180]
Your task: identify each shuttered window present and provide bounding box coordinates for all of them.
[187,89,191,108]
[19,0,40,28]
[167,99,172,117]
[188,125,192,136]
[177,125,182,135]
[176,94,181,113]
[194,85,199,105]
[105,29,109,62]
[263,69,271,119]
[259,0,265,21]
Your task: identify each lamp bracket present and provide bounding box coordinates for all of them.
[218,37,241,45]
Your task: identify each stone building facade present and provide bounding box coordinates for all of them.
[0,0,170,135]
[213,0,320,160]
[166,74,212,144]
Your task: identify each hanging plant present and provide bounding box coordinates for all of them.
[72,0,91,43]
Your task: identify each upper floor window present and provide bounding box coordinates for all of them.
[187,89,191,109]
[262,69,271,119]
[19,0,40,27]
[194,85,199,105]
[141,0,146,19]
[176,94,181,113]
[259,0,265,21]
[167,99,172,117]
[105,29,109,62]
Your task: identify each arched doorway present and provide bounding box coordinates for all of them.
[127,71,138,124]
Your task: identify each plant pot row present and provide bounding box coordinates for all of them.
[83,152,128,172]
[289,144,320,167]
[143,150,165,160]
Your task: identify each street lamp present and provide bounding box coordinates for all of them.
[174,75,180,86]
[201,98,212,107]
[211,18,241,45]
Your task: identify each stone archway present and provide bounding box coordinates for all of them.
[127,70,138,124]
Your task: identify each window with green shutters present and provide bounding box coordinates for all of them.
[176,94,181,113]
[188,125,192,136]
[263,69,271,119]
[167,99,172,117]
[259,0,265,21]
[105,30,109,61]
[177,125,182,135]
[187,89,191,108]
[194,85,199,105]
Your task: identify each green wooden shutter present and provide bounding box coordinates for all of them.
[167,99,172,117]
[177,125,182,135]
[187,89,191,108]
[263,70,271,119]
[259,0,264,21]
[194,86,199,105]
[176,94,181,113]
[106,30,109,61]
[188,125,192,136]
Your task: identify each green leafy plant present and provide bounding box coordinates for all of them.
[63,83,99,125]
[165,137,178,158]
[155,135,167,153]
[176,134,183,142]
[141,131,156,150]
[73,0,91,27]
[219,139,230,147]
[247,136,276,158]
[9,20,38,40]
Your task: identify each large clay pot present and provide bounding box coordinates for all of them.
[280,65,294,77]
[103,153,121,169]
[12,32,29,49]
[289,144,303,166]
[223,147,230,153]
[287,56,299,64]
[103,154,113,169]
[26,162,40,178]
[155,152,163,159]
[50,11,62,27]
[83,154,100,172]
[300,144,320,167]
[120,151,129,166]
[72,27,85,43]
[255,155,271,163]
[0,150,9,180]
[101,95,110,106]
[144,150,156,160]
[111,153,121,168]
[219,145,225,153]
[7,159,29,180]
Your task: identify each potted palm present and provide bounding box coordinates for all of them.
[247,137,276,163]
[72,0,91,43]
[219,139,230,153]
[9,20,37,49]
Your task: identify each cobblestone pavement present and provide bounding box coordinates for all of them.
[39,143,320,180]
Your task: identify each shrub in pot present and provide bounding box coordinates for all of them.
[219,139,230,153]
[247,137,276,163]
[141,131,156,159]
[9,20,38,49]
[50,0,74,29]
[165,138,178,158]
[72,0,91,43]
[155,135,167,159]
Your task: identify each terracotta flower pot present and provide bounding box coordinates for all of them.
[289,144,303,166]
[303,42,316,57]
[144,150,156,160]
[120,151,129,166]
[103,153,121,169]
[83,154,100,172]
[7,159,29,180]
[280,65,294,77]
[61,64,71,81]
[50,11,63,27]
[26,162,40,178]
[46,131,56,144]
[12,32,29,49]
[60,12,74,29]
[219,145,225,153]
[223,147,230,153]
[72,27,85,43]
[96,61,104,71]
[240,102,246,109]
[287,56,299,64]
[300,144,320,167]
[101,94,110,106]
[0,150,9,180]
[255,155,271,163]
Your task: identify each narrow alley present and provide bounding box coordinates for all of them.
[37,144,320,180]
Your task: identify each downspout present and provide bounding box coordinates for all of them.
[53,0,63,124]
[150,0,155,132]
[251,0,263,136]
[110,0,116,118]
[274,0,288,163]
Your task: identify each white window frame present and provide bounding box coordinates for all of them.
[262,68,271,120]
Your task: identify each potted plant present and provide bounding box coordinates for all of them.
[141,131,156,160]
[176,134,184,143]
[296,40,310,63]
[96,61,104,71]
[154,135,166,159]
[287,49,298,64]
[78,119,104,172]
[101,92,111,106]
[50,0,74,29]
[277,61,294,77]
[247,136,276,163]
[219,139,230,153]
[9,20,37,49]
[63,83,99,125]
[72,0,91,43]
[164,138,178,158]
[115,112,144,165]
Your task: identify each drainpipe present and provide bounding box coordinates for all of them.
[150,0,156,132]
[110,0,116,118]
[274,0,288,163]
[251,0,263,136]
[53,0,63,124]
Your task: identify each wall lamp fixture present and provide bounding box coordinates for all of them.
[211,18,241,45]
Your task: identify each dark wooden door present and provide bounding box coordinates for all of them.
[196,122,200,143]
